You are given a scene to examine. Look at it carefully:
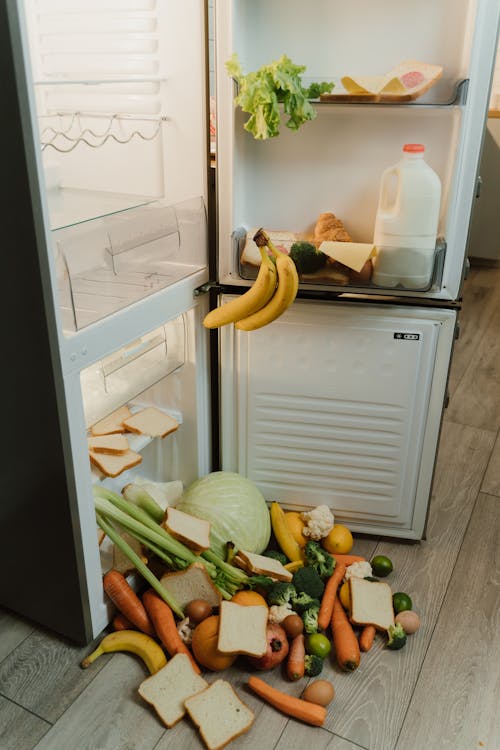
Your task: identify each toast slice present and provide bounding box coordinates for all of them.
[184,679,254,750]
[87,434,129,454]
[122,407,179,438]
[160,563,221,609]
[217,600,267,657]
[349,577,394,631]
[90,405,132,436]
[138,653,208,728]
[233,550,293,582]
[89,448,142,478]
[163,507,211,553]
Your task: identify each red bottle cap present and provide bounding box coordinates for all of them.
[403,143,425,153]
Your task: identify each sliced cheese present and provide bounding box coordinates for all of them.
[379,76,407,95]
[319,241,376,272]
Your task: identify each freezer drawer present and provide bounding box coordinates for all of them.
[220,298,456,539]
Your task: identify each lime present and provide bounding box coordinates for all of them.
[371,555,393,577]
[392,592,413,614]
[305,633,331,659]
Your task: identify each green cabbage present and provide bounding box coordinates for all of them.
[177,471,271,558]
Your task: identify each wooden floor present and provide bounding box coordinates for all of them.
[1,266,499,750]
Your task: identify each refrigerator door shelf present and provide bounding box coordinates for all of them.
[235,227,447,296]
[54,196,208,333]
[220,297,456,540]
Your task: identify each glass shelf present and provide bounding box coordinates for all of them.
[316,78,468,107]
[47,187,157,231]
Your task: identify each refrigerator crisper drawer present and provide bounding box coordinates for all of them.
[220,298,456,539]
[53,196,207,332]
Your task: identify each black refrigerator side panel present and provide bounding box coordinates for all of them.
[0,3,90,643]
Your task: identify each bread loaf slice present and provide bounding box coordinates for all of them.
[217,601,267,657]
[89,448,142,478]
[233,550,293,582]
[349,577,394,631]
[87,434,129,454]
[138,653,208,728]
[163,507,211,553]
[160,563,221,609]
[90,405,132,436]
[122,407,179,438]
[184,679,254,750]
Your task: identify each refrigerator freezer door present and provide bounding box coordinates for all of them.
[220,299,456,539]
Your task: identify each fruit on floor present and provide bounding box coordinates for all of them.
[284,511,308,548]
[371,555,394,577]
[80,630,167,674]
[270,501,304,562]
[322,524,354,555]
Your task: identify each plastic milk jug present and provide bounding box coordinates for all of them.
[372,144,441,289]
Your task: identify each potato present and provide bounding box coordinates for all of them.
[395,610,420,634]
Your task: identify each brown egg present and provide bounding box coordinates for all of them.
[302,679,335,706]
[282,614,304,639]
[185,599,213,624]
[395,610,420,634]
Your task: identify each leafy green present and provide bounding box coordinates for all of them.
[226,53,334,140]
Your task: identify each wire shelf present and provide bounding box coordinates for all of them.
[40,112,166,153]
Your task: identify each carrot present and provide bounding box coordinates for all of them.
[112,612,136,631]
[332,554,366,566]
[247,675,327,726]
[142,589,201,674]
[103,570,155,636]
[318,561,346,631]
[359,624,376,652]
[331,595,360,671]
[287,633,305,681]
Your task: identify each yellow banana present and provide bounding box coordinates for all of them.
[81,630,167,674]
[203,247,277,328]
[235,248,299,331]
[284,560,304,573]
[270,502,304,563]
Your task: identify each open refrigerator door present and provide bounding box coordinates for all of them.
[3,0,213,642]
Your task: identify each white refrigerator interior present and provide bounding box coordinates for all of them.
[2,0,498,643]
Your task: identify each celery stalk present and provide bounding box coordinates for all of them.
[96,512,184,618]
[122,483,164,524]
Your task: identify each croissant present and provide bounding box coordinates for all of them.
[313,212,352,243]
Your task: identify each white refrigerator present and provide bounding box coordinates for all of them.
[2,0,498,643]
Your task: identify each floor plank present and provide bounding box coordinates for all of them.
[318,421,495,750]
[32,654,165,750]
[0,608,34,664]
[275,724,365,750]
[0,627,112,723]
[0,694,50,750]
[481,432,500,496]
[394,493,500,750]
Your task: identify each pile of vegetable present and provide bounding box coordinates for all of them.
[226,54,334,140]
[86,476,421,744]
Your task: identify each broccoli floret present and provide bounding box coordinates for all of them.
[304,540,336,579]
[292,566,325,599]
[387,623,407,650]
[291,591,320,615]
[304,654,324,677]
[246,575,275,591]
[267,582,297,607]
[289,241,327,274]
[263,549,288,566]
[302,604,320,634]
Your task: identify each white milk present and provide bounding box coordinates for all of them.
[372,144,441,289]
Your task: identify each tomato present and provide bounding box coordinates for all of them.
[305,633,331,659]
[392,592,413,614]
[371,555,393,577]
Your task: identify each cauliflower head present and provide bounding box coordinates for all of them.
[300,505,334,540]
[344,561,373,581]
[268,603,293,624]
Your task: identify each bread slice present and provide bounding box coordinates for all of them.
[233,550,293,582]
[122,407,179,438]
[160,563,221,609]
[184,679,254,750]
[89,448,142,478]
[87,434,129,454]
[138,653,208,728]
[90,405,132,436]
[112,532,147,575]
[163,507,211,553]
[349,577,394,631]
[217,601,267,657]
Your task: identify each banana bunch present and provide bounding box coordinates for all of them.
[270,501,304,563]
[203,229,299,331]
[81,630,167,674]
